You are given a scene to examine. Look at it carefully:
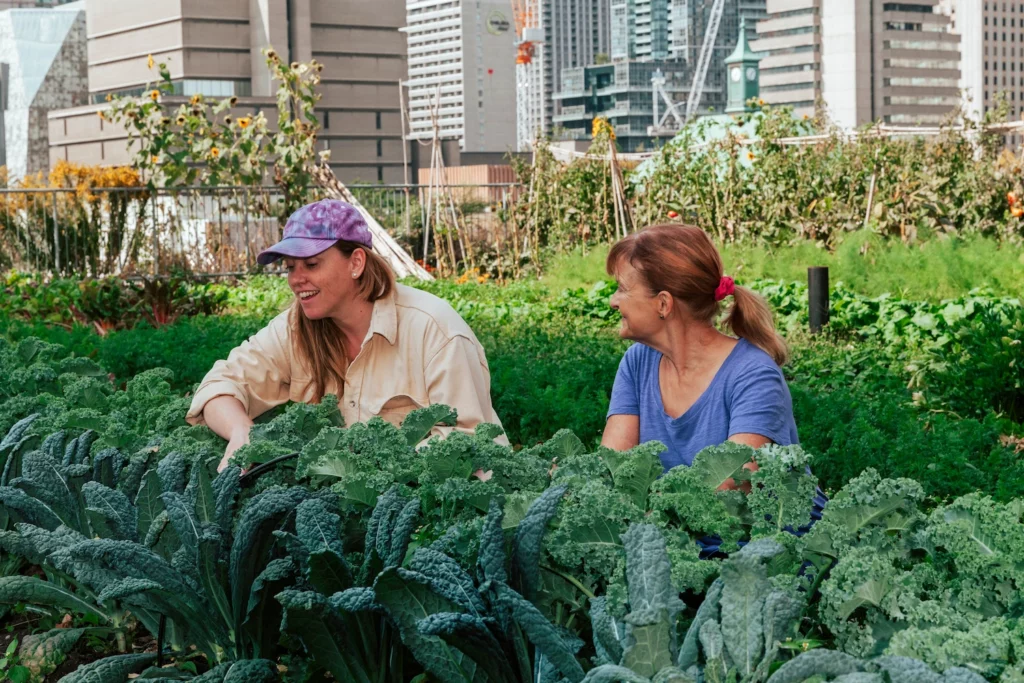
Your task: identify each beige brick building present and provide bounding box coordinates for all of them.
[48,0,409,183]
[753,0,960,128]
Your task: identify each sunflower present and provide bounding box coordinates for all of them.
[224,116,233,126]
[746,151,755,161]
[149,90,160,101]
[238,116,252,129]
[147,54,154,70]
[210,147,221,158]
[190,94,201,106]
[151,155,159,164]
[175,115,187,125]
[105,94,112,102]
[97,110,105,120]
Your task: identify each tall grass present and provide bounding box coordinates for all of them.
[540,233,1024,301]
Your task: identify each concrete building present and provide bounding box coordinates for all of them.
[610,0,767,115]
[751,0,820,118]
[401,0,517,156]
[537,0,613,138]
[947,0,1024,124]
[553,59,689,150]
[48,0,409,183]
[0,1,87,180]
[753,0,960,128]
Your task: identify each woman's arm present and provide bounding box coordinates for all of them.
[203,395,256,472]
[601,414,640,451]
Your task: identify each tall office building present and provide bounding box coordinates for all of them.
[610,0,766,115]
[0,1,86,180]
[753,0,959,128]
[538,0,613,137]
[48,0,409,183]
[752,0,820,118]
[402,0,516,155]
[948,0,1024,123]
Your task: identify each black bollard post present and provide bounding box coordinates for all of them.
[808,267,829,333]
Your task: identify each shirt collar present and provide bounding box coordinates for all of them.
[367,287,398,345]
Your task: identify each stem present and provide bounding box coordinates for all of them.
[540,565,596,600]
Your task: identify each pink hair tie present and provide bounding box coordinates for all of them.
[714,276,735,302]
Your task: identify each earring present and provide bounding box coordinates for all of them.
[659,313,665,319]
[352,273,358,279]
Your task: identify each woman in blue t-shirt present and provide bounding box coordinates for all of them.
[602,224,799,489]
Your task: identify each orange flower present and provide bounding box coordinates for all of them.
[97,110,105,120]
[151,155,159,164]
[667,210,679,219]
[210,147,221,158]
[238,116,252,129]
[1008,192,1017,206]
[1012,205,1023,218]
[149,90,160,101]
[190,94,201,106]
[746,151,755,161]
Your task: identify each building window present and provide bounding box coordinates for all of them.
[377,166,384,182]
[376,140,383,157]
[323,111,330,129]
[375,112,382,129]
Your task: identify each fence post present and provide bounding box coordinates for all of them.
[808,266,829,333]
[151,193,159,276]
[51,191,60,274]
[244,187,251,272]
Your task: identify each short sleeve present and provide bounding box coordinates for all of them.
[607,347,641,418]
[727,363,796,445]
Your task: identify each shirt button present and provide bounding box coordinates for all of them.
[349,401,356,407]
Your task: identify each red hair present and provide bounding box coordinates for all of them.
[607,224,788,365]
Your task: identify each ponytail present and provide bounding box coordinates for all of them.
[723,286,789,366]
[608,223,789,366]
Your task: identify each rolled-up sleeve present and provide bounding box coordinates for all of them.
[424,334,509,445]
[185,312,293,426]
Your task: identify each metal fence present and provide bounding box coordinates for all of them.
[0,183,522,279]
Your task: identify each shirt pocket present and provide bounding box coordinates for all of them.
[372,394,426,428]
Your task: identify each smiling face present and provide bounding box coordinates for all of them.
[609,261,664,342]
[284,245,366,320]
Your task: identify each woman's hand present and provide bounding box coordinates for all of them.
[716,460,759,493]
[218,425,252,473]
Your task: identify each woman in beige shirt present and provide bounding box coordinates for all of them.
[185,199,505,471]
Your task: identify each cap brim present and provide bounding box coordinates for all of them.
[256,237,339,265]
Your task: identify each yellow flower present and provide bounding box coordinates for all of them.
[105,94,112,102]
[175,115,186,125]
[97,110,105,120]
[151,155,159,164]
[757,98,765,106]
[238,116,252,129]
[746,151,755,161]
[210,147,221,158]
[190,94,201,106]
[149,90,160,101]
[147,54,154,70]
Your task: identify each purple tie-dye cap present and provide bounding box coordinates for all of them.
[256,199,373,265]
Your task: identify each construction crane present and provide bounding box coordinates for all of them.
[649,0,727,136]
[685,0,727,121]
[511,0,544,151]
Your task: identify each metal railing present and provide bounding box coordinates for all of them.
[0,183,522,278]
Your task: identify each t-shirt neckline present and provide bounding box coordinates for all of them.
[654,337,747,425]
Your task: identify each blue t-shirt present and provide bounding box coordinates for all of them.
[607,338,799,471]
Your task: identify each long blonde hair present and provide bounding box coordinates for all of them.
[290,240,395,402]
[607,224,789,365]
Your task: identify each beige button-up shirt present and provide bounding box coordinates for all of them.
[185,283,506,443]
